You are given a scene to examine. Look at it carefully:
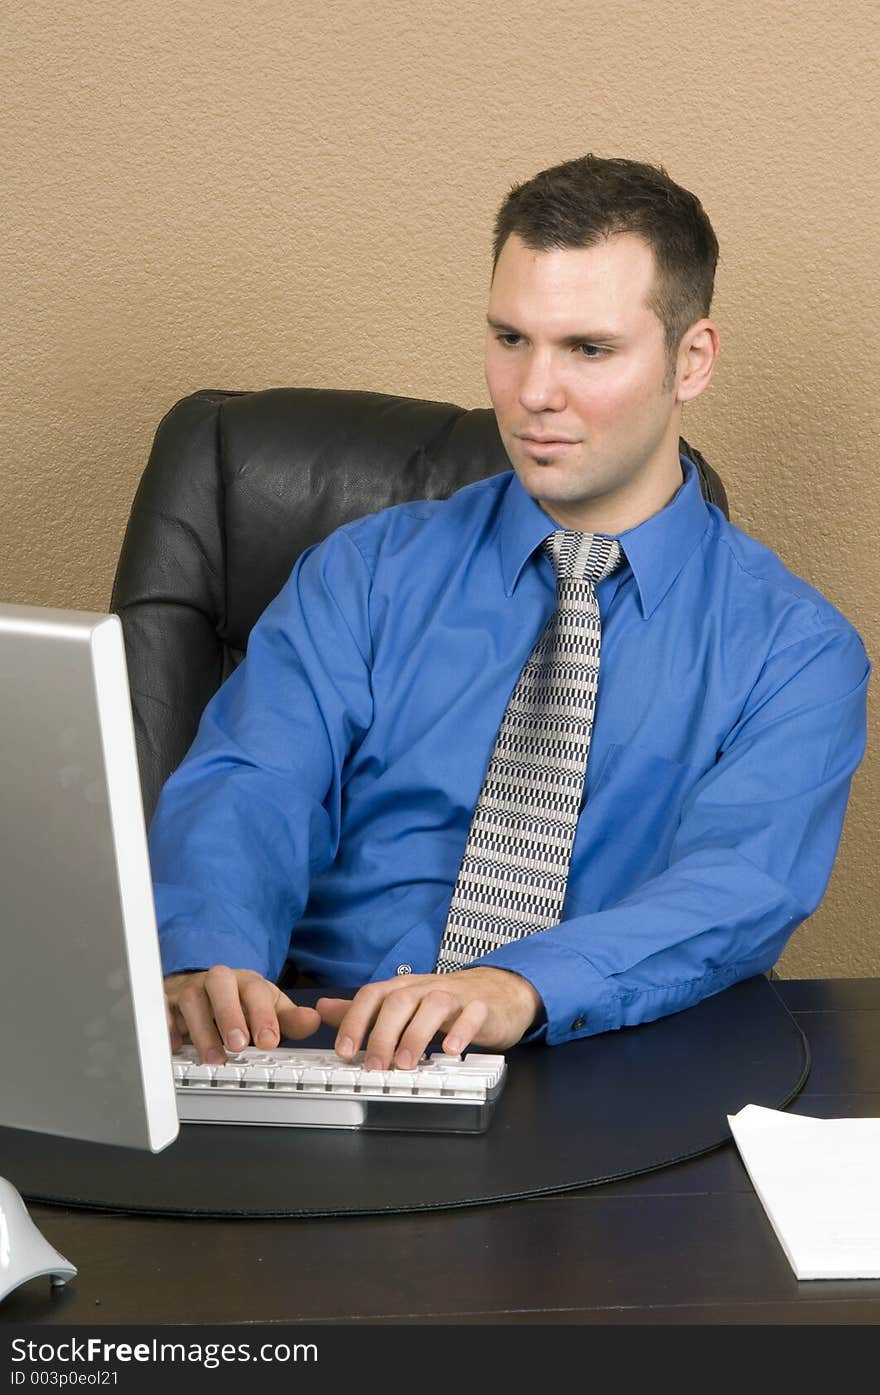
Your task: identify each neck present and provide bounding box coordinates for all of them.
[541,440,685,537]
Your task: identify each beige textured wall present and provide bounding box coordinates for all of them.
[4,0,878,977]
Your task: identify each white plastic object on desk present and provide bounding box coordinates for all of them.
[0,1175,77,1303]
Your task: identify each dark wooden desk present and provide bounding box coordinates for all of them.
[3,979,880,1327]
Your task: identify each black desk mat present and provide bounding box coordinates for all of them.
[1,975,808,1217]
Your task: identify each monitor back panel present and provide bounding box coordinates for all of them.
[0,604,178,1151]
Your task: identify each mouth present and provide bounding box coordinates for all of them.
[518,433,580,445]
[517,434,580,457]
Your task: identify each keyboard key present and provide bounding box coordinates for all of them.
[213,1063,247,1084]
[186,1063,216,1084]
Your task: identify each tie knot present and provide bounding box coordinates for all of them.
[543,529,624,586]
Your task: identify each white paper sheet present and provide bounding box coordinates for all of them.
[727,1104,880,1280]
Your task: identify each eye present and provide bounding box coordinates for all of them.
[576,343,607,358]
[496,333,522,348]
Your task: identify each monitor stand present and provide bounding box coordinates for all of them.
[0,1175,77,1303]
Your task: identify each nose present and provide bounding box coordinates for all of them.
[517,351,566,414]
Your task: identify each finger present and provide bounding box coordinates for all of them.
[382,989,462,1070]
[174,977,226,1064]
[236,974,288,1051]
[165,1000,184,1054]
[199,965,256,1053]
[274,996,323,1042]
[441,997,489,1056]
[314,996,354,1029]
[327,982,400,1060]
[364,987,457,1071]
[233,979,322,1048]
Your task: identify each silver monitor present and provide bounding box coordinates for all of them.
[0,602,178,1154]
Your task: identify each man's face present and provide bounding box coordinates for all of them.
[485,231,686,532]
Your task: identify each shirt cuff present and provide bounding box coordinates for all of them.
[153,883,278,979]
[477,937,618,1044]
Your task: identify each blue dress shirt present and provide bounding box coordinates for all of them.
[149,455,870,1043]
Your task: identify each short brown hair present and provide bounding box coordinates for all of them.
[492,154,719,365]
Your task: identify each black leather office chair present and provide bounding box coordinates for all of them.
[111,386,729,824]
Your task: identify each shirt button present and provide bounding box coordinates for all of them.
[571,1016,586,1032]
[396,964,412,976]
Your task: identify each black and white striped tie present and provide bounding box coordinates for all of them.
[434,529,623,972]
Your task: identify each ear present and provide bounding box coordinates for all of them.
[675,319,720,404]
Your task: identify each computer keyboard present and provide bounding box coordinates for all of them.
[172,1045,507,1133]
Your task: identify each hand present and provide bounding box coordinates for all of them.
[165,965,321,1064]
[315,966,542,1071]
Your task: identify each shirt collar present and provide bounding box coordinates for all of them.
[500,452,712,618]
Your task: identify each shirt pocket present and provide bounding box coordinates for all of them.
[583,740,700,860]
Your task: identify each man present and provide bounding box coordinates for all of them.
[151,154,870,1073]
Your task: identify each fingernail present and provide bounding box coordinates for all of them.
[257,1028,277,1049]
[227,1029,247,1051]
[364,1055,382,1072]
[337,1036,354,1058]
[206,1049,225,1065]
[396,1048,413,1070]
[445,1037,462,1055]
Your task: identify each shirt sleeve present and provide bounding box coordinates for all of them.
[480,625,871,1044]
[149,528,374,980]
